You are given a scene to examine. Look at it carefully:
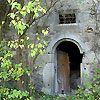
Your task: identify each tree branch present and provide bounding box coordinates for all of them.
[20,0,59,38]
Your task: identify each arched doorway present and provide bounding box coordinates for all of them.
[45,34,89,95]
[55,41,83,94]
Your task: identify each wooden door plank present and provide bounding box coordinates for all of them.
[57,50,70,94]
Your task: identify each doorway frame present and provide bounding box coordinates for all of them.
[46,34,89,94]
[54,40,82,94]
[53,39,84,94]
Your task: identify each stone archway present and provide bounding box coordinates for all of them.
[44,34,89,94]
[46,33,89,54]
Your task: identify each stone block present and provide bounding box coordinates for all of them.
[43,63,54,91]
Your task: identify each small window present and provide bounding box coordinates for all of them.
[59,14,76,24]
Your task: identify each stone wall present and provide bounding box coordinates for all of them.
[33,0,100,95]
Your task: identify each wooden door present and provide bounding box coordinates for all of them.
[57,50,70,94]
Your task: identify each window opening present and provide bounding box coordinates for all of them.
[59,14,76,24]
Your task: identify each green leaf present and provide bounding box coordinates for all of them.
[11,2,17,10]
[35,13,39,17]
[10,13,15,19]
[43,8,46,13]
[38,43,42,48]
[31,44,34,48]
[88,85,92,89]
[27,9,30,13]
[31,50,36,57]
[39,49,43,55]
[34,48,38,52]
[30,8,34,12]
[16,3,21,10]
[20,11,26,16]
[26,24,29,27]
[43,41,47,46]
[21,25,26,30]
[37,37,40,40]
[42,30,48,35]
[7,0,11,3]
[2,21,5,25]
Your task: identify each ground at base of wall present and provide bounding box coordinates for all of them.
[33,91,66,100]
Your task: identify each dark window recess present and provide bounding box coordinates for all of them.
[59,14,76,24]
